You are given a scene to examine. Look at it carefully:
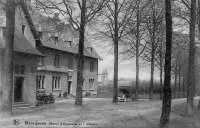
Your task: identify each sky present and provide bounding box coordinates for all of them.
[92,42,160,81]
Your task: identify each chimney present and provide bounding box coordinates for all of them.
[54,13,60,20]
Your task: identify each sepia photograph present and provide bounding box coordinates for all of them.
[0,0,200,127]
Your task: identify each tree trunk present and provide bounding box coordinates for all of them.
[160,0,172,127]
[149,44,155,100]
[160,67,163,100]
[174,73,177,99]
[183,76,185,98]
[135,1,140,102]
[135,49,139,101]
[197,0,200,111]
[186,0,196,116]
[0,0,15,118]
[178,68,181,98]
[149,4,156,100]
[159,43,163,100]
[75,0,86,106]
[113,0,119,104]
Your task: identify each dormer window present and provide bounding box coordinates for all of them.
[73,38,79,45]
[38,31,43,39]
[62,34,72,47]
[88,47,92,53]
[55,36,58,44]
[55,32,59,44]
[22,25,25,35]
[65,41,72,47]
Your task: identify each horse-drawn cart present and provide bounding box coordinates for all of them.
[118,86,134,102]
[36,91,55,106]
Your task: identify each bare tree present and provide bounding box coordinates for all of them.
[0,0,15,118]
[35,0,107,106]
[186,0,197,116]
[154,35,165,100]
[94,0,135,103]
[160,0,172,127]
[171,34,189,99]
[120,0,150,101]
[141,0,165,100]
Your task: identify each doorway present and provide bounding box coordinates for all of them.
[68,81,72,94]
[14,77,24,102]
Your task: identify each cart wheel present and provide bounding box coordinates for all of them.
[50,99,55,103]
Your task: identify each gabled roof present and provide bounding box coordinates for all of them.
[73,37,102,59]
[0,28,43,56]
[27,8,102,59]
[40,33,77,54]
[14,28,43,56]
[40,33,102,59]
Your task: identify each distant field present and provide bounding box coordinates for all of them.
[98,92,188,100]
[98,93,161,100]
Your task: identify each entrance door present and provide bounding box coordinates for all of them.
[68,81,72,94]
[14,77,24,102]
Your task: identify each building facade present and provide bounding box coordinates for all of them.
[0,1,101,106]
[28,3,101,96]
[34,23,100,97]
[0,4,42,106]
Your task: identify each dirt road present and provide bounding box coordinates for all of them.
[0,97,200,128]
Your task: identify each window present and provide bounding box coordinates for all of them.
[36,75,45,89]
[55,36,58,44]
[54,54,60,67]
[68,76,72,81]
[2,27,6,37]
[82,60,84,70]
[54,32,59,44]
[89,79,94,90]
[68,57,73,70]
[90,61,94,72]
[14,65,25,75]
[52,76,61,90]
[88,47,92,53]
[65,41,72,47]
[37,57,44,66]
[38,31,42,39]
[22,25,25,35]
[82,78,85,90]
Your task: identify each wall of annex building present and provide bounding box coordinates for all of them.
[0,51,38,106]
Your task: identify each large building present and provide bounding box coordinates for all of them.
[0,1,101,105]
[35,24,101,96]
[29,10,101,97]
